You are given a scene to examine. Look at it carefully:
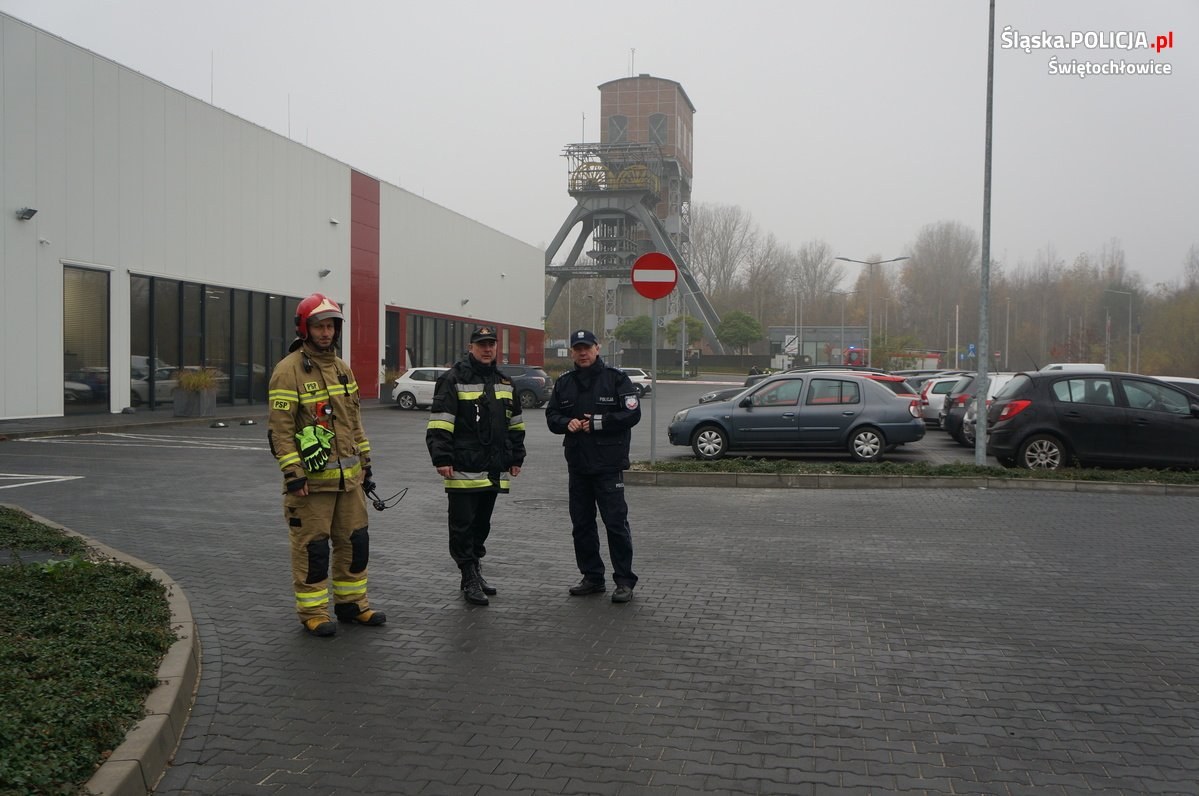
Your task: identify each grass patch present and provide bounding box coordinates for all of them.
[631,458,1199,485]
[0,506,176,795]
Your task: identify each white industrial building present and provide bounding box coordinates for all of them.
[0,12,544,421]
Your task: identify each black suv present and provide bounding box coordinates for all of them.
[499,364,553,409]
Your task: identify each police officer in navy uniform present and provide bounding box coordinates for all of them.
[546,329,641,603]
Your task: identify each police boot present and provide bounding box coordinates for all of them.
[474,562,497,596]
[460,565,489,606]
[334,602,387,626]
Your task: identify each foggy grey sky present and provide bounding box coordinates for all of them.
[3,0,1195,287]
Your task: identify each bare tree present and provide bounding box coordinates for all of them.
[1183,244,1199,290]
[898,221,981,352]
[689,203,757,297]
[793,240,845,324]
[741,232,792,324]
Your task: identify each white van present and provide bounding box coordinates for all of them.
[1039,363,1106,372]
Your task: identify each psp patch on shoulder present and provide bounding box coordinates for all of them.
[624,395,640,410]
[272,399,291,410]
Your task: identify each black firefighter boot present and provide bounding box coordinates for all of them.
[460,564,490,606]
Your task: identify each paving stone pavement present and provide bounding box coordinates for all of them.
[1,395,1197,795]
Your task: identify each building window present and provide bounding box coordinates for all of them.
[608,115,628,144]
[649,113,667,146]
[63,266,110,414]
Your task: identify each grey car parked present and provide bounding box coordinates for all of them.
[668,371,925,463]
[499,364,553,409]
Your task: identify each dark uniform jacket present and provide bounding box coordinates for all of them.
[267,341,371,494]
[546,357,641,474]
[426,355,527,493]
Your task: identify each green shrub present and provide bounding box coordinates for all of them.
[0,508,175,794]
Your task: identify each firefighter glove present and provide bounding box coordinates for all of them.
[296,425,335,471]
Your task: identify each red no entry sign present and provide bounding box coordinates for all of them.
[630,252,678,300]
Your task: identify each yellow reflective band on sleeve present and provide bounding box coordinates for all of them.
[278,452,302,470]
[357,440,371,454]
[269,389,299,402]
[509,420,526,431]
[295,589,329,608]
[332,578,367,597]
[494,388,513,400]
[428,419,455,432]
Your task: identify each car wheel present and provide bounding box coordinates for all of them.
[396,392,418,410]
[635,385,645,397]
[130,391,144,407]
[849,426,885,462]
[518,390,538,409]
[1017,434,1066,470]
[691,425,728,460]
[962,423,975,445]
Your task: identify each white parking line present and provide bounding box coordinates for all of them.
[19,432,268,451]
[0,474,85,490]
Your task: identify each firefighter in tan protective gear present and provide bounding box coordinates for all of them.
[267,293,385,636]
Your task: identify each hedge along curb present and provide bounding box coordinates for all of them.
[3,505,200,796]
[623,470,1199,496]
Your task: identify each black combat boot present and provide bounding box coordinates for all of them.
[474,562,497,596]
[460,564,489,605]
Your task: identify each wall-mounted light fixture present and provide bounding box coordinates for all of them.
[15,207,37,221]
[318,269,332,278]
[460,298,470,307]
[329,217,340,225]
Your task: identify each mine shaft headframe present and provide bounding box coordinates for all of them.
[564,142,665,205]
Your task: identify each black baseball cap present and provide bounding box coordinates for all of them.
[470,325,498,343]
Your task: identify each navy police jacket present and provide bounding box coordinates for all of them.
[546,357,641,474]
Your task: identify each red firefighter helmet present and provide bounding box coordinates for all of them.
[294,293,344,344]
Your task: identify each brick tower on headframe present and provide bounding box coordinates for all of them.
[544,74,724,355]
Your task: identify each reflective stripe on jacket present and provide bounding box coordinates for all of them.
[267,343,371,493]
[426,356,526,493]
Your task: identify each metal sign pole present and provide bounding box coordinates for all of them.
[650,298,658,464]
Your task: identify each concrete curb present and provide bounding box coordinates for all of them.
[624,469,1199,496]
[3,505,199,796]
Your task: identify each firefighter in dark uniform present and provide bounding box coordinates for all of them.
[546,329,641,603]
[425,325,526,605]
[267,293,385,636]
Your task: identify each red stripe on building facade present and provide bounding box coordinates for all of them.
[350,170,381,398]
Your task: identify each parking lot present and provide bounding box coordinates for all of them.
[2,388,1196,794]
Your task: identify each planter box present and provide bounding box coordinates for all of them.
[172,388,216,417]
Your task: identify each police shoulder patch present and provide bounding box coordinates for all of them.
[273,399,291,410]
[624,395,640,410]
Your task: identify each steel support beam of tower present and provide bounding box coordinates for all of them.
[544,196,725,354]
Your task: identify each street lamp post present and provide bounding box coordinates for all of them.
[1104,289,1133,371]
[835,256,909,368]
[831,290,857,365]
